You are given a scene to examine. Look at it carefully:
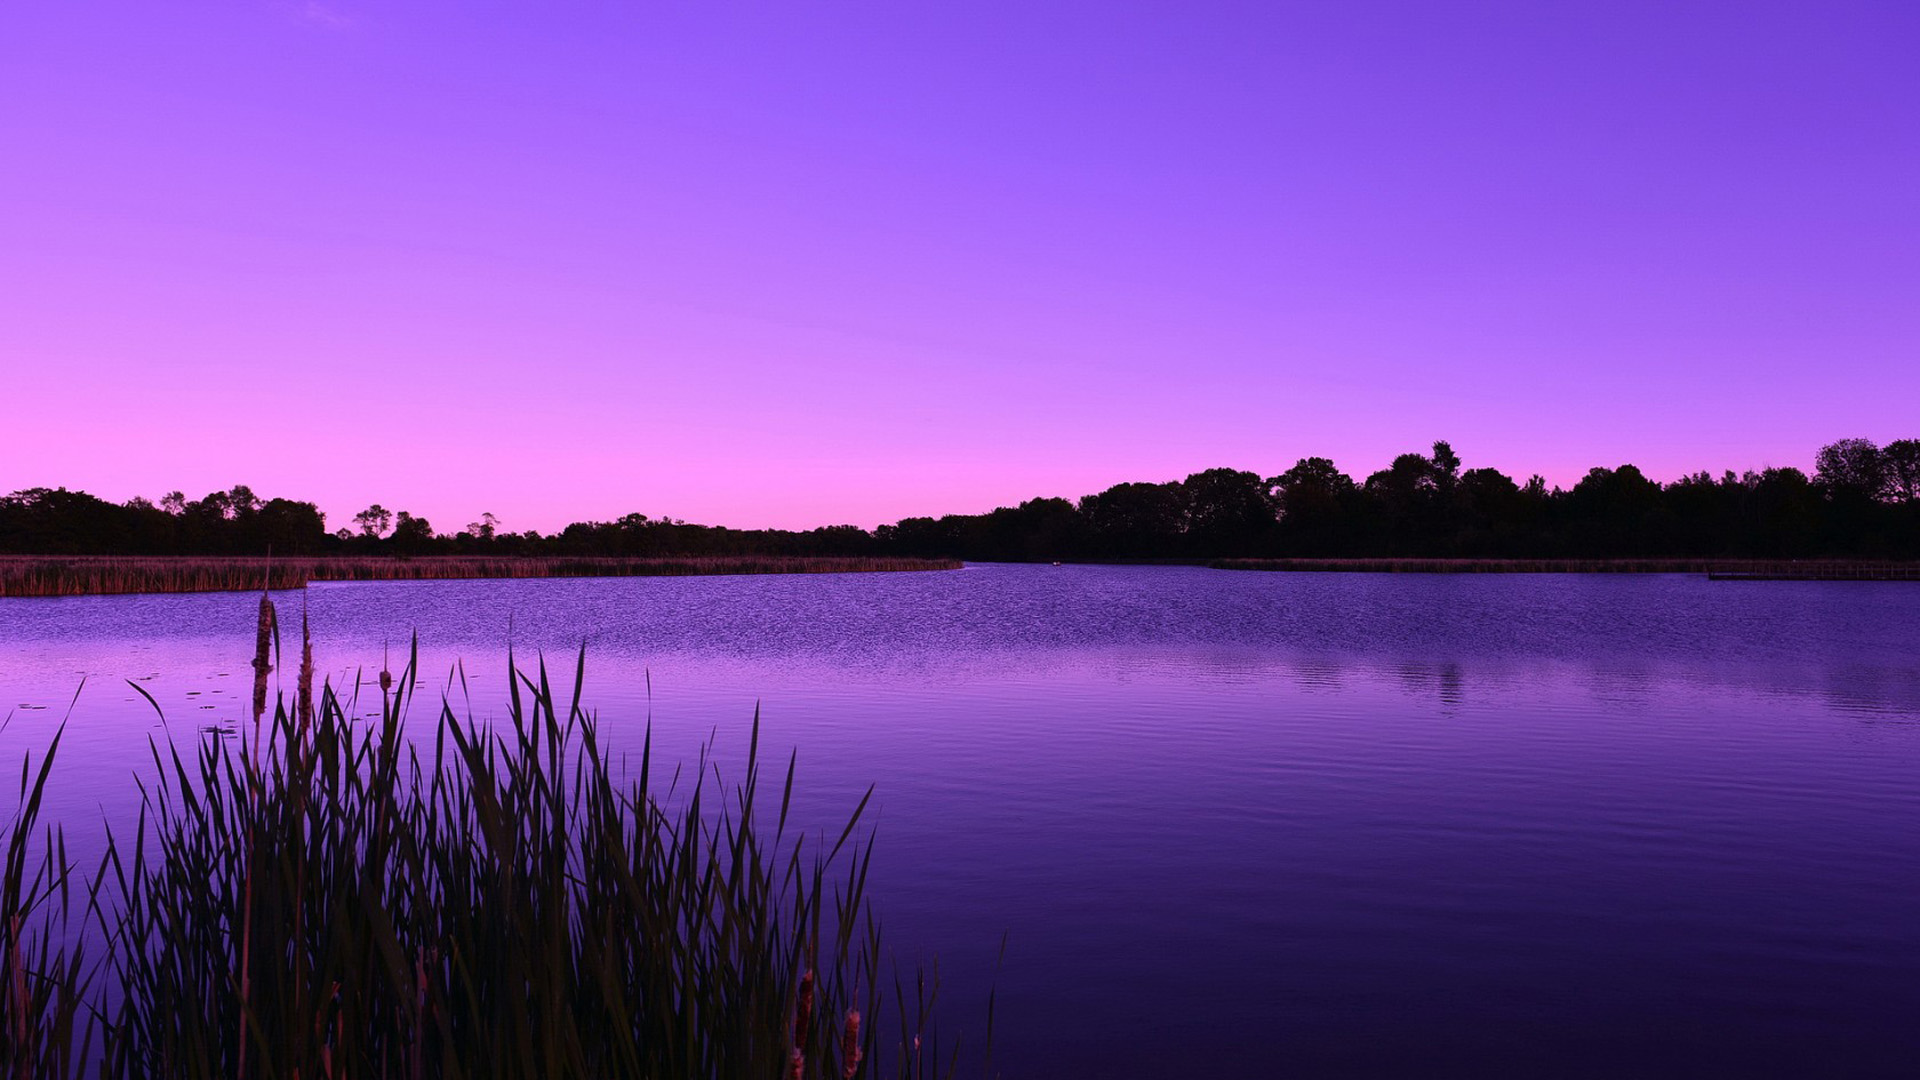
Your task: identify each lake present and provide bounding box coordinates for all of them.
[3,564,1918,1077]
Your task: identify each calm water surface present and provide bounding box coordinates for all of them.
[3,565,1918,1077]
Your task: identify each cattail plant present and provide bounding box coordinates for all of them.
[234,587,280,1080]
[296,603,315,738]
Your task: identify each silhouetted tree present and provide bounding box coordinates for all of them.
[1430,441,1462,489]
[1884,440,1920,503]
[1078,482,1189,559]
[389,512,436,554]
[1456,466,1523,555]
[1364,450,1443,554]
[1270,457,1357,555]
[966,498,1084,560]
[0,488,131,552]
[226,485,262,518]
[250,499,327,554]
[1566,465,1664,555]
[1814,438,1888,501]
[1814,439,1894,553]
[354,504,393,538]
[1181,468,1276,557]
[1745,467,1822,557]
[1663,471,1737,556]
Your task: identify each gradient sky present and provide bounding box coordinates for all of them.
[3,2,1916,532]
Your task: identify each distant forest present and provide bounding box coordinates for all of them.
[5,438,1918,562]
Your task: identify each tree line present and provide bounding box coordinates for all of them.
[4,438,1917,562]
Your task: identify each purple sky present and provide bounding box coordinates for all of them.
[3,2,1916,533]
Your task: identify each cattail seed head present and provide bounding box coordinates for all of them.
[296,607,315,736]
[251,593,276,724]
[840,1009,863,1079]
[793,969,815,1051]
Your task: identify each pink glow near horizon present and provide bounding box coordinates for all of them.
[2,3,1916,534]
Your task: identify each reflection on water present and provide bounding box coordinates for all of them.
[2,565,1919,1076]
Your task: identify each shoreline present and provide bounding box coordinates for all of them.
[0,554,964,597]
[8,556,1919,597]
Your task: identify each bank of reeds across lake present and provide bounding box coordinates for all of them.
[0,555,964,598]
[0,598,987,1078]
[1210,557,1920,579]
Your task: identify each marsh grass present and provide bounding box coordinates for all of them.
[0,606,982,1077]
[1211,557,1920,577]
[0,556,964,598]
[0,727,99,1077]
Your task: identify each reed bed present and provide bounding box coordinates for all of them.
[0,598,985,1078]
[0,556,964,598]
[1211,557,1920,578]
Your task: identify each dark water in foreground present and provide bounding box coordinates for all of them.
[3,565,1918,1077]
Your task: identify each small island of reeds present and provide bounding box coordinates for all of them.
[0,555,964,598]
